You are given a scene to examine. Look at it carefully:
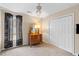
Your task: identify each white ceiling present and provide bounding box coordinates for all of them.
[0,3,78,17]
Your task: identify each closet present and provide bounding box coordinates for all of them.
[50,14,74,54]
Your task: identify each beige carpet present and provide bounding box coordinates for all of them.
[0,43,74,56]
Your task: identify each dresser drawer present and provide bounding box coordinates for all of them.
[28,34,42,45]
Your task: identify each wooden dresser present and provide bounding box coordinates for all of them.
[28,34,42,46]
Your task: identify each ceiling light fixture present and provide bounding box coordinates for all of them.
[36,3,42,16]
[27,3,42,18]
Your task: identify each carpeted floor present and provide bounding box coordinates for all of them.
[0,43,74,56]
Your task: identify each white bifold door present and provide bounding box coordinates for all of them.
[50,14,74,54]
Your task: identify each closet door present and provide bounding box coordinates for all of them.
[16,15,23,46]
[4,13,13,48]
[50,15,74,54]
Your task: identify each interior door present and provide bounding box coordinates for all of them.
[50,14,74,54]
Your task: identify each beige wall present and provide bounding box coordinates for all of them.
[42,4,79,55]
[22,14,33,45]
[41,18,50,43]
[22,15,42,45]
[0,10,1,52]
[0,10,4,51]
[0,8,42,50]
[0,9,35,50]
